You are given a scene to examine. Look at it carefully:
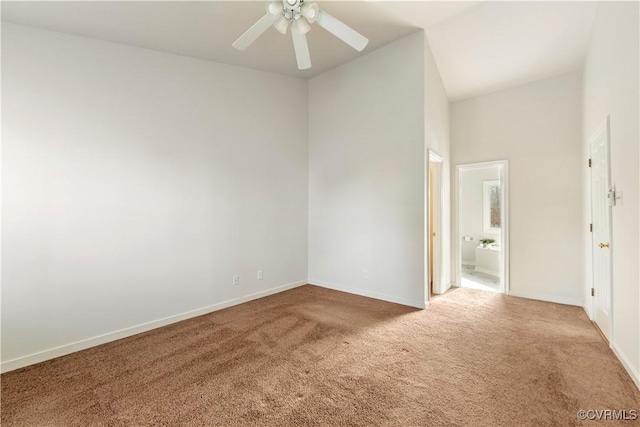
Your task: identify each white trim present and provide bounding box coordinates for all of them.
[309,279,425,309]
[508,290,582,307]
[502,161,510,295]
[424,146,429,301]
[611,342,640,390]
[428,151,444,162]
[587,133,595,321]
[0,280,307,373]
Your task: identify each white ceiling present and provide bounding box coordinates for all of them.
[2,1,598,100]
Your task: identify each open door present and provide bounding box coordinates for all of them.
[428,151,443,297]
[590,117,613,341]
[454,160,509,294]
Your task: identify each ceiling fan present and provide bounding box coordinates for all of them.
[232,0,369,70]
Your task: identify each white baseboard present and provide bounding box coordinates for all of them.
[582,300,593,320]
[0,280,307,374]
[611,342,640,390]
[508,290,582,307]
[308,279,425,309]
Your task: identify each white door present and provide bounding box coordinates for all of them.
[590,117,612,340]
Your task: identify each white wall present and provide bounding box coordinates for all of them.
[424,34,452,295]
[308,32,427,308]
[1,23,309,370]
[451,71,584,306]
[583,1,640,387]
[459,166,500,265]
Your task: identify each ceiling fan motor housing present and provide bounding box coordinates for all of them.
[282,0,303,21]
[285,0,302,12]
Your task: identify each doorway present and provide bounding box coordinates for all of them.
[589,117,613,341]
[455,161,509,294]
[427,150,443,301]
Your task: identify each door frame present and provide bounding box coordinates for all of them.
[426,150,444,303]
[588,116,614,340]
[454,160,510,294]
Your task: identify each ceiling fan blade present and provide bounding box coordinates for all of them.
[232,13,278,50]
[291,27,311,70]
[316,11,368,52]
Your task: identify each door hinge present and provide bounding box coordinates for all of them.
[589,223,593,232]
[591,288,595,297]
[588,158,592,167]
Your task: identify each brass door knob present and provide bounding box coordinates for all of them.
[599,242,610,249]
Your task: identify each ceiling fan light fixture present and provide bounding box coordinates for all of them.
[293,17,311,35]
[267,2,284,16]
[301,3,319,23]
[274,15,290,35]
[233,0,369,69]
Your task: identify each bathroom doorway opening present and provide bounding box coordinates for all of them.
[427,150,443,302]
[455,161,509,294]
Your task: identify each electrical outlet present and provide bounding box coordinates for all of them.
[257,270,263,280]
[363,270,369,279]
[233,275,239,286]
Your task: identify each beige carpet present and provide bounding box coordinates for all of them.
[2,285,639,426]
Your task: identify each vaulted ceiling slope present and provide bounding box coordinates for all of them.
[423,1,598,100]
[2,1,598,100]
